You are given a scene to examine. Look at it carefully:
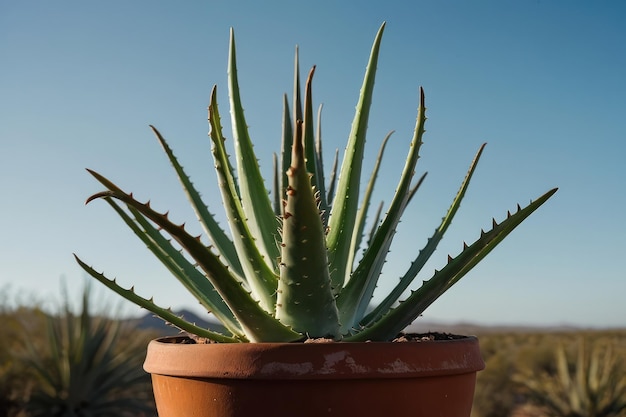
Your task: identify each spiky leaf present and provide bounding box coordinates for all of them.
[276,120,340,339]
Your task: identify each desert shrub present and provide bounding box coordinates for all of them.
[514,335,626,417]
[472,349,519,417]
[18,285,157,417]
[473,331,626,417]
[0,289,47,417]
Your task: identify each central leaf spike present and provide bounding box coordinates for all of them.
[276,112,340,339]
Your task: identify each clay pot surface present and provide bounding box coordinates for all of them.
[144,335,484,417]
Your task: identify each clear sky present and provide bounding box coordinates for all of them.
[1,1,624,328]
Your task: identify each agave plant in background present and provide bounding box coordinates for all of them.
[21,285,156,417]
[514,337,626,417]
[75,22,556,344]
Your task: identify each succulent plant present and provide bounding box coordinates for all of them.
[75,23,557,343]
[514,337,626,417]
[22,285,156,416]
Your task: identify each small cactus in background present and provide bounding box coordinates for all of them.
[515,337,626,417]
[75,23,557,343]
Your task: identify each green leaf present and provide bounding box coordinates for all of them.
[362,144,485,327]
[315,104,330,228]
[150,125,244,278]
[346,187,558,341]
[275,120,340,339]
[302,67,329,226]
[84,170,302,342]
[228,28,280,269]
[74,256,242,343]
[326,148,339,205]
[326,22,386,290]
[208,86,280,312]
[103,196,244,337]
[336,87,426,332]
[346,130,394,277]
[279,93,294,216]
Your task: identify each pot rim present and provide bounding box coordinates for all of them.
[144,334,485,380]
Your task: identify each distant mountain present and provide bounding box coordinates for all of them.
[405,321,591,335]
[131,309,228,337]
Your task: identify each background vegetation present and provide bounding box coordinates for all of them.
[1,285,624,417]
[471,329,626,417]
[0,286,157,417]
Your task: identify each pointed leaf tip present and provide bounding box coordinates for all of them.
[85,191,113,205]
[307,65,316,83]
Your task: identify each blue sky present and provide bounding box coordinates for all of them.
[1,1,624,328]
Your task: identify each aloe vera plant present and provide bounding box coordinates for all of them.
[75,23,557,343]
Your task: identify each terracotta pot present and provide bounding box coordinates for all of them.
[143,335,484,417]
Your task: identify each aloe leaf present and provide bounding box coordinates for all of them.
[272,153,280,215]
[347,130,394,274]
[361,145,485,327]
[346,187,558,341]
[302,68,329,227]
[336,87,426,332]
[103,197,244,337]
[366,201,384,247]
[227,28,280,268]
[326,148,339,206]
[276,121,340,339]
[209,86,279,312]
[315,104,327,211]
[367,171,427,249]
[408,171,428,205]
[149,125,244,278]
[292,45,303,128]
[364,172,426,250]
[326,22,386,290]
[302,67,318,180]
[279,94,293,216]
[84,170,302,342]
[74,255,242,343]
